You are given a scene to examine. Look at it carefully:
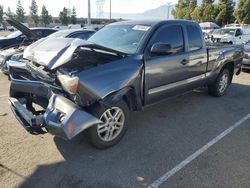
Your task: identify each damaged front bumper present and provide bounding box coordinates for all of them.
[9,78,102,140]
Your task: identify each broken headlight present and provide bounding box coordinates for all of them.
[57,74,79,94]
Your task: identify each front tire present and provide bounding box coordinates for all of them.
[88,100,130,149]
[208,68,231,97]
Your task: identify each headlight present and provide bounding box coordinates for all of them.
[57,74,79,94]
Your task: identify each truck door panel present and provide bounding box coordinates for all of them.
[144,24,207,105]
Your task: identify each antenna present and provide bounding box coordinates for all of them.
[96,0,105,18]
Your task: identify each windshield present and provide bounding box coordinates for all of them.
[87,24,150,54]
[213,28,236,35]
[6,31,22,38]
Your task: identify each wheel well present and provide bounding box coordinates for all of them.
[101,87,141,112]
[223,62,234,84]
[122,88,140,111]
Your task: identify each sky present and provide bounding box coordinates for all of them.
[0,0,178,18]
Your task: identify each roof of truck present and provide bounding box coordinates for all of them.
[110,19,199,27]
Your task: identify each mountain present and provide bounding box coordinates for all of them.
[103,0,238,20]
[104,4,175,20]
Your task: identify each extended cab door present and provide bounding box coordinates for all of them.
[144,23,207,105]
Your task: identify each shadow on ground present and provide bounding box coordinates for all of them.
[17,83,250,188]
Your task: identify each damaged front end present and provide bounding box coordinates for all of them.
[9,76,102,139]
[9,37,142,140]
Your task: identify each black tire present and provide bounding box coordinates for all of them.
[88,100,130,149]
[208,68,231,97]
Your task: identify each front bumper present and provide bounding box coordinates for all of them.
[9,78,102,140]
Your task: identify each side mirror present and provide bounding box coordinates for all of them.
[150,43,172,56]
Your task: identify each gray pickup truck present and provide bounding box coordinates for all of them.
[9,20,243,149]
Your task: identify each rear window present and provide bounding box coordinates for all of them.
[186,25,203,51]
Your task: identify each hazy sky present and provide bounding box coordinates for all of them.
[0,0,178,18]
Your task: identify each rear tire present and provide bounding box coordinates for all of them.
[208,68,231,97]
[88,100,130,149]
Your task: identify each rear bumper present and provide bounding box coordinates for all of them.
[9,78,102,140]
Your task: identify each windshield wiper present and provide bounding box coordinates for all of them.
[81,43,128,58]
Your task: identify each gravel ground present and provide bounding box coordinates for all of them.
[0,71,250,188]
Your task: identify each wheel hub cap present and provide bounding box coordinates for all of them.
[97,107,125,142]
[219,74,229,93]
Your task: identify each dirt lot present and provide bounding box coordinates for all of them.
[0,71,250,188]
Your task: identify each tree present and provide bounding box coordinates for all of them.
[172,0,191,20]
[235,0,250,24]
[41,5,52,27]
[30,0,39,26]
[189,0,197,11]
[71,7,77,24]
[0,6,3,23]
[201,3,216,22]
[7,7,14,18]
[59,7,70,25]
[191,6,201,22]
[215,0,235,26]
[16,0,25,22]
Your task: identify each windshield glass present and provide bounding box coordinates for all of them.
[213,28,236,35]
[88,24,150,54]
[6,31,22,38]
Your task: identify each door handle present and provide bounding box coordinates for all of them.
[180,59,188,65]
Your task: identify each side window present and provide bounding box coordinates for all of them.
[33,30,43,38]
[186,25,203,51]
[71,32,94,40]
[235,29,242,36]
[43,30,57,37]
[151,25,184,55]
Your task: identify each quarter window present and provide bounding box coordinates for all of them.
[186,25,203,51]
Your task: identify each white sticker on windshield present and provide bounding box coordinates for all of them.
[132,25,151,31]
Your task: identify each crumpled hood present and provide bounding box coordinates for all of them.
[23,38,88,70]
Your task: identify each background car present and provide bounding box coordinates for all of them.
[48,29,95,40]
[242,40,250,70]
[0,17,57,50]
[4,29,96,74]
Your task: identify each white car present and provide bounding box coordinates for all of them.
[211,27,250,44]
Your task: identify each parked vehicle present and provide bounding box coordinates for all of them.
[200,22,220,34]
[0,18,57,50]
[242,40,250,70]
[0,18,57,73]
[8,20,243,149]
[4,29,95,74]
[211,27,250,44]
[68,24,81,29]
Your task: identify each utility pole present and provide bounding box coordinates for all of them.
[109,0,111,22]
[166,2,172,19]
[87,0,91,26]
